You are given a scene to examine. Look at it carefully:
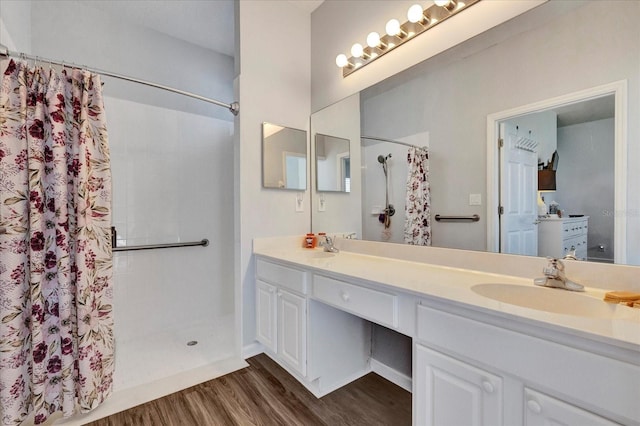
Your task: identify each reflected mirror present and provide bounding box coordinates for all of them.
[262,122,307,190]
[310,1,639,265]
[316,134,351,192]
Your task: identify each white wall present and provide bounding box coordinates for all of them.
[557,118,615,262]
[357,1,640,261]
[310,93,361,236]
[310,0,544,112]
[236,1,311,350]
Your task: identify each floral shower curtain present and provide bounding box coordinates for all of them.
[0,60,113,425]
[404,146,431,245]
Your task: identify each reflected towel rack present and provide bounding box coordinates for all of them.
[435,214,480,222]
[112,239,209,252]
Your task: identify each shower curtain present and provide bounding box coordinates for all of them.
[404,146,431,245]
[0,60,113,425]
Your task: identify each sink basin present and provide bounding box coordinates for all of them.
[471,283,616,318]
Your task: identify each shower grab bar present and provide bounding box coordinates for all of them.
[435,214,480,222]
[112,239,209,252]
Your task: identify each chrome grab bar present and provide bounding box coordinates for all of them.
[434,214,480,222]
[112,239,209,252]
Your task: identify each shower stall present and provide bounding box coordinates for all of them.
[0,2,243,421]
[361,136,425,243]
[106,96,237,391]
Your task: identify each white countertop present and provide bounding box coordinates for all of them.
[538,215,589,221]
[253,241,640,352]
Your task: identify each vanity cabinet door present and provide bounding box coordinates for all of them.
[415,344,503,426]
[256,280,277,353]
[277,288,307,377]
[524,389,618,426]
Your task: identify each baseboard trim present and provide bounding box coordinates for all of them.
[242,341,264,359]
[370,358,412,393]
[312,367,371,398]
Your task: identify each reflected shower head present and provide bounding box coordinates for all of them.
[377,153,392,163]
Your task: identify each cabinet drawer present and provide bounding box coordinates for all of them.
[256,258,307,294]
[524,388,617,426]
[312,275,397,328]
[563,220,587,239]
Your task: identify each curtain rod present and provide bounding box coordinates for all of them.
[361,135,422,149]
[0,44,239,116]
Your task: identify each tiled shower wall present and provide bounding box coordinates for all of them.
[105,96,235,388]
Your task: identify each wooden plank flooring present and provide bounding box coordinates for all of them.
[88,354,411,425]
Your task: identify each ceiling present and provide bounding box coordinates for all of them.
[555,95,615,128]
[82,0,324,58]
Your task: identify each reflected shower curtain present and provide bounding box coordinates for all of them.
[0,60,113,425]
[404,147,431,245]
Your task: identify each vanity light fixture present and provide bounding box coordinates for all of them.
[335,0,480,77]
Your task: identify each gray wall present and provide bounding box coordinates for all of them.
[29,1,234,122]
[556,118,615,262]
[360,1,640,260]
[0,1,31,52]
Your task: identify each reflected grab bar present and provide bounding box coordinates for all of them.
[112,239,209,252]
[435,214,480,222]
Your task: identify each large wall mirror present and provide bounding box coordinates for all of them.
[316,134,351,192]
[262,122,307,190]
[310,1,640,266]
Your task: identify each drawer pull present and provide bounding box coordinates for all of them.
[527,399,542,414]
[481,380,494,394]
[341,291,350,302]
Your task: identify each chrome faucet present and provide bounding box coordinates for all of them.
[319,235,339,253]
[534,257,584,292]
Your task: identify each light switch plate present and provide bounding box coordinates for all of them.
[296,193,304,212]
[318,195,326,212]
[469,193,482,206]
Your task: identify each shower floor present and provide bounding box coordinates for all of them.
[113,315,235,391]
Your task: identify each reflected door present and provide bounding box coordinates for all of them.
[499,122,538,256]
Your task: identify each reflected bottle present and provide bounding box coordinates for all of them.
[304,233,317,249]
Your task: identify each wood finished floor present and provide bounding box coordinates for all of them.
[88,354,411,426]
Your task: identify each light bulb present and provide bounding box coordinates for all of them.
[351,43,364,58]
[386,19,401,36]
[434,0,450,6]
[367,32,381,48]
[407,4,424,23]
[335,54,348,68]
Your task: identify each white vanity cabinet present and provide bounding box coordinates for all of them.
[415,301,638,426]
[538,216,589,259]
[415,344,503,426]
[255,259,308,377]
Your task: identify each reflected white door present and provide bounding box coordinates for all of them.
[499,122,538,256]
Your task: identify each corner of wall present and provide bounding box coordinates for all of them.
[0,0,32,52]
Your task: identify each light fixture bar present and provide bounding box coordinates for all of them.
[338,0,480,78]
